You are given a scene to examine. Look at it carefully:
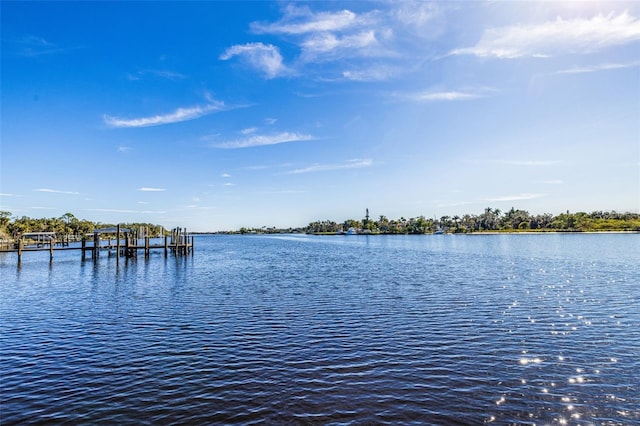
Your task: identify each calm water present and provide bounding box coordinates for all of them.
[1,234,639,425]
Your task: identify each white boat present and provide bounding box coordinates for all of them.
[345,227,358,235]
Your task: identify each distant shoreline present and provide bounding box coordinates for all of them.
[189,230,640,236]
[464,230,640,235]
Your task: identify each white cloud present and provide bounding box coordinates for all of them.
[393,2,441,31]
[184,205,215,210]
[287,158,373,174]
[215,132,314,149]
[117,146,132,153]
[484,193,547,202]
[552,60,640,75]
[129,69,187,81]
[10,35,78,57]
[229,4,397,74]
[220,43,289,79]
[251,6,360,35]
[221,173,232,178]
[33,188,79,195]
[104,100,225,128]
[138,187,165,192]
[342,66,396,82]
[301,30,380,58]
[241,127,258,135]
[451,11,640,58]
[498,160,561,166]
[406,90,486,102]
[220,3,449,80]
[145,69,187,80]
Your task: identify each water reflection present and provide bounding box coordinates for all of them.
[1,234,639,424]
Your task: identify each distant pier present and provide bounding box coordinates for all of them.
[0,225,193,264]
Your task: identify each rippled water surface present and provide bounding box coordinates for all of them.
[1,234,639,425]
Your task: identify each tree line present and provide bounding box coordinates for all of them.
[0,211,165,240]
[1,208,638,239]
[304,208,640,234]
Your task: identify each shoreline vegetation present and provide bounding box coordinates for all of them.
[3,208,638,241]
[236,208,640,235]
[0,212,165,244]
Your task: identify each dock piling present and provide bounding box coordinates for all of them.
[2,223,194,264]
[116,224,121,265]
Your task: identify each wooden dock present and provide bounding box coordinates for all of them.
[0,226,193,264]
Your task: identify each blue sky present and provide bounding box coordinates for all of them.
[1,1,639,231]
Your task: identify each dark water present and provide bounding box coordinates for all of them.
[1,234,639,425]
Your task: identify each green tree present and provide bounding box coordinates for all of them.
[0,211,11,229]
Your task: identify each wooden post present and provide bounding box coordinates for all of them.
[164,234,168,257]
[50,237,54,261]
[145,234,150,257]
[93,232,99,259]
[82,238,86,260]
[17,239,23,263]
[116,225,121,265]
[125,230,130,258]
[191,235,194,255]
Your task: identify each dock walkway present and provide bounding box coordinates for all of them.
[0,226,193,264]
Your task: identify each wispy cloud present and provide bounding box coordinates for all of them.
[138,187,165,192]
[221,173,232,178]
[241,127,258,135]
[342,66,399,82]
[251,6,361,35]
[552,60,640,75]
[214,132,314,149]
[497,160,561,166]
[129,69,188,81]
[391,1,444,39]
[184,205,215,210]
[117,146,133,153]
[221,3,445,80]
[484,193,547,202]
[104,99,226,128]
[300,30,384,60]
[85,208,166,214]
[403,90,488,102]
[34,188,79,195]
[287,158,373,174]
[220,43,290,79]
[451,11,640,58]
[8,35,79,57]
[253,5,389,63]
